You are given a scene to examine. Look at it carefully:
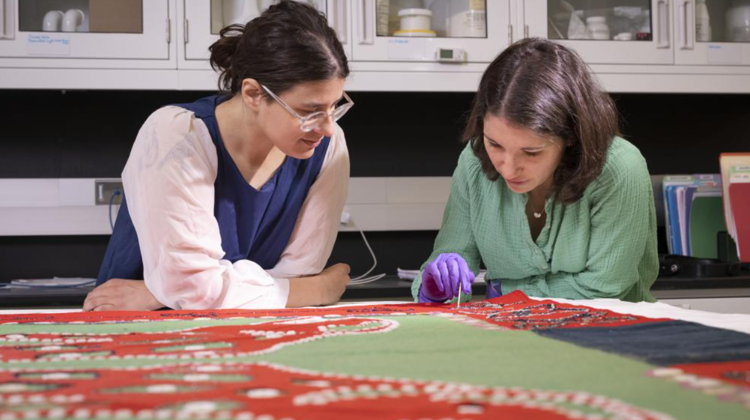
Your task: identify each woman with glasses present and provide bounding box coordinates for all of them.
[85,1,353,311]
[412,38,659,304]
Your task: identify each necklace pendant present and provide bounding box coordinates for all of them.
[533,212,543,219]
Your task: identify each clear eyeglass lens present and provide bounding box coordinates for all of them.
[299,103,352,132]
[300,118,320,132]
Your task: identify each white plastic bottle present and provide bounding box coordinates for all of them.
[696,0,712,42]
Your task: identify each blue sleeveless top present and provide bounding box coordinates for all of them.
[97,95,331,285]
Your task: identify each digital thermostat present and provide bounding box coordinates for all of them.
[435,48,466,62]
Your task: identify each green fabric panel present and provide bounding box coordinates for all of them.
[252,316,748,420]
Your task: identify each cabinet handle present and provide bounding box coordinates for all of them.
[686,0,694,49]
[524,25,529,39]
[0,0,7,40]
[655,0,670,49]
[183,19,189,44]
[356,0,374,45]
[678,1,695,50]
[508,24,513,44]
[678,2,685,49]
[333,0,347,45]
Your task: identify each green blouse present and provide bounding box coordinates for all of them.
[412,137,659,303]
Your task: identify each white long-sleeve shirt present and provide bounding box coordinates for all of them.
[122,106,349,310]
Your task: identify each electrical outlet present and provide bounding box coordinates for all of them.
[95,181,124,205]
[340,207,351,224]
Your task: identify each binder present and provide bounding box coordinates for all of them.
[683,186,697,255]
[729,170,750,262]
[719,153,750,262]
[688,191,724,259]
[676,186,689,255]
[664,184,683,254]
[662,175,721,255]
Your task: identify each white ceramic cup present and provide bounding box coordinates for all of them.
[62,9,84,32]
[42,10,64,32]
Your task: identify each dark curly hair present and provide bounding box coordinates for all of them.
[208,0,349,97]
[464,38,619,204]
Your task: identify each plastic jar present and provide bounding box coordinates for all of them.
[448,0,486,38]
[586,16,610,40]
[398,8,433,31]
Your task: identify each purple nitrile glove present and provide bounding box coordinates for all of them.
[418,253,475,303]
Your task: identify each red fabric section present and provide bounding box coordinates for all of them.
[451,292,670,330]
[0,317,396,361]
[0,363,670,419]
[0,291,668,329]
[674,360,750,388]
[0,291,679,419]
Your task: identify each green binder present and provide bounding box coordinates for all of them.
[689,192,726,259]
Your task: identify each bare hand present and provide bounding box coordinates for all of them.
[83,279,164,312]
[317,263,351,305]
[286,263,350,307]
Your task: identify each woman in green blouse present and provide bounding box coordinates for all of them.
[413,38,658,304]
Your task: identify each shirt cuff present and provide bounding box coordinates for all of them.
[219,277,291,309]
[272,278,291,308]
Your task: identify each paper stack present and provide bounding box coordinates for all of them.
[662,174,725,258]
[2,277,96,289]
[397,268,487,283]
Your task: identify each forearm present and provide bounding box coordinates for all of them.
[501,271,637,300]
[285,276,323,307]
[285,263,350,308]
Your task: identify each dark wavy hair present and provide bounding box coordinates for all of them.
[464,38,619,204]
[208,0,349,97]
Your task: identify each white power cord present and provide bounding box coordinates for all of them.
[342,213,386,285]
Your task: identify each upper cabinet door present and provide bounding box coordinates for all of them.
[183,0,333,62]
[674,0,750,65]
[523,0,674,65]
[351,0,511,63]
[0,0,170,61]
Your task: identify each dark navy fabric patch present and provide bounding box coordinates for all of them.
[536,320,750,366]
